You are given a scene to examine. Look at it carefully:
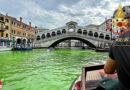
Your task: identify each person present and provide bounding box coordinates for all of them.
[104,31,130,90]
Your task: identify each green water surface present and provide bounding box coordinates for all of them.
[0,49,108,90]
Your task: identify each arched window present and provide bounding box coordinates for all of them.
[17,38,22,44]
[77,29,82,34]
[22,39,26,48]
[83,30,87,35]
[14,30,16,34]
[94,32,98,37]
[88,31,93,36]
[46,33,51,37]
[62,29,66,33]
[57,30,61,35]
[105,35,110,40]
[37,36,40,40]
[52,32,56,36]
[6,33,8,37]
[99,33,104,39]
[23,39,26,44]
[42,34,45,39]
[27,39,31,43]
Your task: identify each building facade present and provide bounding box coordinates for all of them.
[0,13,35,48]
[10,17,35,48]
[0,13,11,47]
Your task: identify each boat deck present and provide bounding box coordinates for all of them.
[86,70,102,89]
[86,70,101,81]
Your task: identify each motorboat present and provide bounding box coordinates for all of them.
[70,64,118,90]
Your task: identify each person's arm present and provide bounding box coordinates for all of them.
[104,56,116,74]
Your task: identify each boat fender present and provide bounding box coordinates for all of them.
[74,81,81,90]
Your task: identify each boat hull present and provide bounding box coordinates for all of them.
[70,76,81,90]
[95,48,109,52]
[12,48,32,51]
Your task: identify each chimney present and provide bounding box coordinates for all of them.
[29,22,31,30]
[20,17,22,22]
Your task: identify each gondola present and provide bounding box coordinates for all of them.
[95,48,109,52]
[70,64,118,90]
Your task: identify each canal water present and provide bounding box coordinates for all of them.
[0,49,108,90]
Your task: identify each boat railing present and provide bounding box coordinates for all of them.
[81,64,104,90]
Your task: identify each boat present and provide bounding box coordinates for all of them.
[0,47,12,52]
[95,48,109,52]
[12,47,32,51]
[70,64,118,90]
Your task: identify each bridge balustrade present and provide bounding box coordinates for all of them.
[36,32,112,44]
[35,27,112,43]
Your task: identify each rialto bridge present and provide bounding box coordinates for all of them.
[34,21,112,48]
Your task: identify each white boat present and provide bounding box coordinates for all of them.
[0,46,12,51]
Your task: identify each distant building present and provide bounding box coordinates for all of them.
[86,19,113,39]
[57,40,70,47]
[57,40,84,47]
[86,24,99,30]
[86,20,112,32]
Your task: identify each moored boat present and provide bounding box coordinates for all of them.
[12,47,32,51]
[95,48,109,52]
[0,47,12,51]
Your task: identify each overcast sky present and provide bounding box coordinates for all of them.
[0,0,130,29]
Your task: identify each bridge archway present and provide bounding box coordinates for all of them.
[42,34,45,39]
[62,29,66,33]
[105,35,110,40]
[83,30,87,35]
[77,29,82,34]
[46,33,51,38]
[88,31,93,36]
[57,30,61,35]
[99,33,104,39]
[52,32,56,36]
[94,32,98,37]
[49,37,96,48]
[37,36,40,40]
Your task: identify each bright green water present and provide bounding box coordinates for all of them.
[0,49,108,90]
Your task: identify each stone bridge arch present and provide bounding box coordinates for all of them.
[49,36,96,48]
